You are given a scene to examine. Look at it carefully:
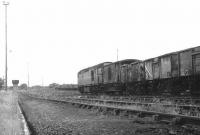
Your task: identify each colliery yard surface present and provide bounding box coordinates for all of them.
[19,93,182,135]
[17,89,200,135]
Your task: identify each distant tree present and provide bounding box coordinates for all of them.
[0,78,4,90]
[19,83,28,90]
[30,85,43,90]
[49,83,59,88]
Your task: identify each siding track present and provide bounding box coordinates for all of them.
[23,94,200,125]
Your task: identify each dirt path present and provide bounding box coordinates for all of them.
[0,91,27,135]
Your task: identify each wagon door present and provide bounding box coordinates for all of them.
[161,56,171,78]
[138,62,145,81]
[90,70,95,85]
[171,54,179,77]
[145,60,153,80]
[115,63,120,83]
[127,65,132,83]
[97,68,103,84]
[130,63,139,82]
[192,53,200,74]
[120,65,128,83]
[152,58,160,79]
[180,50,192,76]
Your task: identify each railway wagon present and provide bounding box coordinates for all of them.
[78,59,139,94]
[125,46,200,96]
[125,61,146,95]
[103,59,139,94]
[78,62,111,93]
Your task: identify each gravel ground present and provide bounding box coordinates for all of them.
[18,93,200,135]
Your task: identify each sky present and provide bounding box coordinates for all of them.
[0,0,200,86]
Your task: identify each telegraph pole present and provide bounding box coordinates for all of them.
[3,1,9,91]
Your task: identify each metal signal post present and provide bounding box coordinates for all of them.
[3,1,9,91]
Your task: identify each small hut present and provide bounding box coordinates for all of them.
[12,80,19,90]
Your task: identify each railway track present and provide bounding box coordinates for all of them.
[64,97,200,118]
[23,94,200,125]
[70,97,200,107]
[79,95,200,105]
[67,97,200,110]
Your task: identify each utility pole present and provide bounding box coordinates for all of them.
[3,1,9,91]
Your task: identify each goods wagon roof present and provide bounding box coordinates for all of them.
[130,60,143,65]
[114,59,140,65]
[144,46,200,61]
[78,62,112,74]
[101,59,141,68]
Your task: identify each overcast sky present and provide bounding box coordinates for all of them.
[0,0,199,86]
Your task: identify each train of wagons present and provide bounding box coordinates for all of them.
[78,46,200,96]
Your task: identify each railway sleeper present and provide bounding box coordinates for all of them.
[76,104,82,108]
[137,112,145,118]
[119,110,129,117]
[171,117,184,125]
[112,109,120,115]
[181,124,200,134]
[86,105,93,109]
[152,114,161,121]
[82,104,88,109]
